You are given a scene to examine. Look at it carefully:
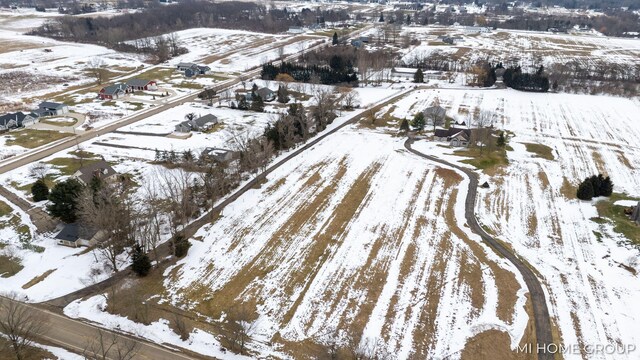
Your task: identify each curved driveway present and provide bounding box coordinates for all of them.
[404,138,554,360]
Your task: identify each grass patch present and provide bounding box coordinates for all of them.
[45,156,101,176]
[126,102,145,111]
[4,129,72,149]
[593,231,603,242]
[0,200,12,217]
[523,142,555,160]
[0,254,23,278]
[22,269,56,289]
[177,82,204,90]
[102,101,117,107]
[455,148,508,171]
[132,67,175,83]
[595,193,640,245]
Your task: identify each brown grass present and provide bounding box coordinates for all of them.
[21,269,56,289]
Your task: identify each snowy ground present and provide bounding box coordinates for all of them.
[407,88,640,360]
[399,25,640,72]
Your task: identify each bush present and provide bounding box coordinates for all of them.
[576,174,613,200]
[31,179,49,202]
[174,235,191,258]
[131,244,151,276]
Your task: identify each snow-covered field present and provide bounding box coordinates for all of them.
[400,26,640,71]
[406,88,640,360]
[134,127,528,359]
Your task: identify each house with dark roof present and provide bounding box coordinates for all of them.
[98,83,130,100]
[55,222,104,247]
[73,160,118,186]
[35,102,69,117]
[0,112,39,130]
[200,147,237,163]
[175,114,219,133]
[434,127,472,147]
[125,78,158,91]
[255,87,276,102]
[177,63,210,77]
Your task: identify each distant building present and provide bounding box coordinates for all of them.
[200,147,237,163]
[288,26,306,34]
[434,127,472,147]
[35,102,69,117]
[255,87,276,102]
[125,79,158,91]
[55,222,104,248]
[177,63,210,77]
[99,83,130,100]
[175,114,219,133]
[73,160,118,186]
[0,112,39,130]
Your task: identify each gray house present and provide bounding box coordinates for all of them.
[177,63,210,77]
[35,102,69,116]
[175,114,219,133]
[73,160,118,186]
[201,147,236,162]
[0,112,39,130]
[255,87,276,102]
[55,222,104,247]
[434,127,472,147]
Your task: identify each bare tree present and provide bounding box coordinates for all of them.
[156,168,197,243]
[83,329,139,360]
[0,293,49,360]
[226,303,257,355]
[472,110,494,152]
[89,57,107,85]
[77,182,135,272]
[28,163,50,181]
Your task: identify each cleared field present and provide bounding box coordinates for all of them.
[410,88,640,360]
[162,129,529,359]
[400,26,640,71]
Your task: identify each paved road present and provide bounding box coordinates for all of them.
[404,138,554,360]
[0,296,209,360]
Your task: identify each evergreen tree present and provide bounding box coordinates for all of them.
[411,112,425,129]
[131,244,151,276]
[237,97,248,110]
[576,178,595,200]
[332,32,338,45]
[277,84,290,103]
[173,235,191,258]
[47,178,83,223]
[379,12,384,22]
[31,179,49,202]
[413,68,424,83]
[406,14,411,25]
[600,176,613,197]
[400,118,410,133]
[497,131,506,147]
[251,95,265,112]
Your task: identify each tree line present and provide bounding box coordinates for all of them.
[261,61,358,86]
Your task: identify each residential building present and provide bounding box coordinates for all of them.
[73,160,118,186]
[175,114,219,133]
[35,102,69,116]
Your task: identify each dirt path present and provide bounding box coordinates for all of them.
[0,185,56,233]
[404,138,555,360]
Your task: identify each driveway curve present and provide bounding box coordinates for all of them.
[404,138,555,360]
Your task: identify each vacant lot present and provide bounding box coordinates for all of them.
[159,128,528,359]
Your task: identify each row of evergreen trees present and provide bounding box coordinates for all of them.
[261,61,358,85]
[577,174,614,200]
[502,65,550,92]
